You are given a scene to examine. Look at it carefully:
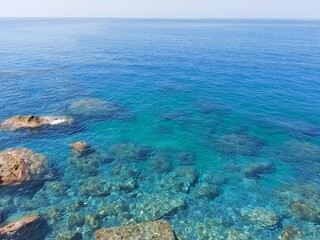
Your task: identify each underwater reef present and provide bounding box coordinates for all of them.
[0,99,319,240]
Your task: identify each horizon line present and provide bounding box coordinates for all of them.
[0,16,320,21]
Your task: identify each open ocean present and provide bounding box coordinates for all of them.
[0,19,320,239]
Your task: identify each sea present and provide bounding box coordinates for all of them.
[0,18,320,239]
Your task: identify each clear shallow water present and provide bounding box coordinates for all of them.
[0,19,320,239]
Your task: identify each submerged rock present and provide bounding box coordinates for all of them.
[0,215,47,240]
[215,133,264,156]
[95,220,176,240]
[69,144,108,175]
[157,166,198,193]
[194,183,220,200]
[0,115,74,131]
[242,161,274,178]
[80,177,112,197]
[98,200,129,217]
[281,141,320,179]
[108,142,152,162]
[240,207,279,228]
[0,148,52,186]
[111,162,140,180]
[226,230,252,240]
[202,171,228,185]
[279,225,304,240]
[177,151,197,166]
[289,200,320,223]
[69,98,130,120]
[134,193,186,221]
[148,154,173,173]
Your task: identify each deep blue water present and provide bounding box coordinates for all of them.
[0,19,320,239]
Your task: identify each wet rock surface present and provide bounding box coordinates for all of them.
[0,115,74,131]
[0,148,52,186]
[0,215,47,240]
[95,220,176,240]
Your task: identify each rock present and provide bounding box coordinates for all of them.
[272,183,320,207]
[43,181,69,194]
[0,215,47,240]
[202,171,228,185]
[148,154,172,173]
[240,207,279,228]
[0,207,8,223]
[177,151,197,165]
[281,141,320,180]
[226,230,252,240]
[95,220,176,240]
[157,166,198,193]
[282,140,320,162]
[111,162,140,180]
[242,161,274,178]
[289,200,320,223]
[85,214,102,231]
[69,148,107,175]
[135,193,186,221]
[98,200,128,217]
[80,177,112,197]
[56,230,83,240]
[69,98,129,120]
[0,115,74,131]
[69,141,94,157]
[0,148,52,186]
[279,225,304,240]
[42,207,64,226]
[194,101,230,115]
[194,183,220,200]
[67,212,85,228]
[215,133,264,156]
[108,142,152,162]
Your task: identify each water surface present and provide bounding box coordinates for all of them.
[0,19,320,239]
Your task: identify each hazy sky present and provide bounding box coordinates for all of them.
[0,0,319,19]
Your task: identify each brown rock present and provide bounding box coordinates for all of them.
[0,148,51,186]
[0,215,44,240]
[95,220,176,240]
[69,141,93,156]
[0,115,74,131]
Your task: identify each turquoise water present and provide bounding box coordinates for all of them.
[0,19,320,239]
